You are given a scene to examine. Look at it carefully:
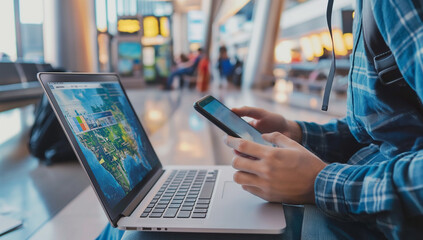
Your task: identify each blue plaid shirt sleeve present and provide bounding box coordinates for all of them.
[314,152,423,232]
[309,0,423,235]
[296,118,365,163]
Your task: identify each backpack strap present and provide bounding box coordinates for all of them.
[362,0,423,114]
[362,0,404,85]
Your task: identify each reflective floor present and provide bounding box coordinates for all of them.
[0,86,337,240]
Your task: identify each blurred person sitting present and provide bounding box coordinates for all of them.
[165,48,204,90]
[175,53,190,68]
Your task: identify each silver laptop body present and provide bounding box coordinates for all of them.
[38,72,286,234]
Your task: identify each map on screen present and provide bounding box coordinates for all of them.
[49,82,153,207]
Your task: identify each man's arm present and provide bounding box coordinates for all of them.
[315,1,423,233]
[315,151,423,234]
[297,118,366,163]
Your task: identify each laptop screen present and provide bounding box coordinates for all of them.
[48,81,159,209]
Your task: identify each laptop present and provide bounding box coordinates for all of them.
[37,73,286,234]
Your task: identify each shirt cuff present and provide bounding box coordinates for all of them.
[314,163,359,218]
[296,121,327,157]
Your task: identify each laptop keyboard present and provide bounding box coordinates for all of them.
[140,169,218,219]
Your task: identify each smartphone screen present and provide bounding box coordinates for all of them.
[198,96,273,146]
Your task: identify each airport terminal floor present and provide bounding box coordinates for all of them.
[0,85,336,239]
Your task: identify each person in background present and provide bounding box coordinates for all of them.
[165,48,204,90]
[196,53,210,93]
[176,53,190,68]
[180,53,190,62]
[217,46,233,88]
[171,53,191,87]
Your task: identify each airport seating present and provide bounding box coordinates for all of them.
[20,63,42,82]
[276,59,350,95]
[182,75,197,88]
[0,62,21,85]
[0,62,54,103]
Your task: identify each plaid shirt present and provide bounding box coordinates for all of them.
[297,0,423,238]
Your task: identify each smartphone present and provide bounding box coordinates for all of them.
[194,95,273,147]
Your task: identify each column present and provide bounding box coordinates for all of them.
[172,12,189,57]
[202,0,223,57]
[242,0,284,90]
[43,0,98,72]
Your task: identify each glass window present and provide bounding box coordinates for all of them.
[107,0,118,35]
[95,0,108,32]
[217,1,255,63]
[0,0,17,61]
[19,0,43,24]
[187,11,204,44]
[19,0,44,62]
[117,0,137,16]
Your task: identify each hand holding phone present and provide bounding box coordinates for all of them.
[194,95,274,147]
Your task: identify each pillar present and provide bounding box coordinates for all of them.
[43,0,98,72]
[242,0,284,90]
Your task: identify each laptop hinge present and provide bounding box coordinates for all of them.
[121,168,165,217]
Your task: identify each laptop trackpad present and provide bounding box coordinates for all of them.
[221,181,253,199]
[216,180,285,231]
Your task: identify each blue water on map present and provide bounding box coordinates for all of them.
[78,139,126,207]
[122,155,151,189]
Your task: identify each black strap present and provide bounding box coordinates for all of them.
[362,0,404,85]
[321,0,336,111]
[362,0,423,113]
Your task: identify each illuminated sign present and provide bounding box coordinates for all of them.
[160,17,170,37]
[143,16,171,40]
[118,19,140,34]
[143,16,159,37]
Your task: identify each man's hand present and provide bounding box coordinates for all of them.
[232,106,302,143]
[224,132,327,204]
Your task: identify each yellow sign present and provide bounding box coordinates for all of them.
[118,19,140,34]
[143,16,159,37]
[160,17,170,37]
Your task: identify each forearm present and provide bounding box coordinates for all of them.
[287,120,302,144]
[296,118,366,163]
[314,150,423,235]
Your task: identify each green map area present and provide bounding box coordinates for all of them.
[77,104,141,194]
